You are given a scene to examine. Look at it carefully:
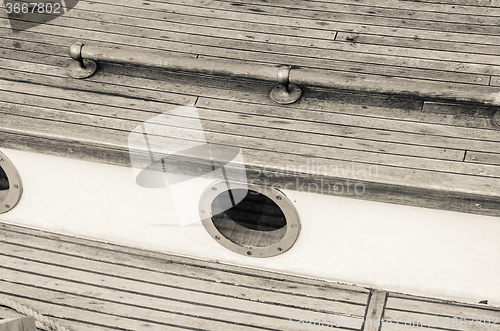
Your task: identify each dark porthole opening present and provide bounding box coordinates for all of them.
[211,189,287,248]
[0,166,9,203]
[0,151,23,214]
[199,182,300,258]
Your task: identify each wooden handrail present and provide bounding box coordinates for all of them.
[67,42,500,113]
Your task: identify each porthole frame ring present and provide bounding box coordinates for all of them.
[199,181,300,258]
[0,150,23,214]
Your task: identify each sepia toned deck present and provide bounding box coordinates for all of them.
[1,0,500,217]
[1,222,499,330]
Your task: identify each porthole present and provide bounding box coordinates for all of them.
[0,150,23,214]
[199,181,300,258]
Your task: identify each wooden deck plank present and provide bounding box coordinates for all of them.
[3,90,500,181]
[91,0,500,42]
[6,100,500,179]
[3,110,500,202]
[225,0,500,25]
[307,0,500,16]
[421,102,499,129]
[0,222,370,330]
[58,2,500,66]
[0,89,466,162]
[335,32,500,57]
[119,0,500,37]
[363,291,388,331]
[0,223,370,295]
[0,51,499,150]
[2,36,495,87]
[0,291,191,331]
[386,294,500,321]
[2,224,500,331]
[0,262,347,331]
[465,151,500,165]
[0,243,366,318]
[3,20,499,83]
[403,0,499,7]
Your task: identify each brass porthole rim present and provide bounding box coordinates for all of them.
[0,150,23,214]
[199,181,300,258]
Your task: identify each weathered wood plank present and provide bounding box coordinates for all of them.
[0,244,367,317]
[3,109,500,201]
[91,0,500,37]
[0,291,188,331]
[225,0,500,25]
[383,309,499,331]
[386,294,500,321]
[198,98,500,146]
[1,31,494,85]
[19,7,500,71]
[58,2,500,67]
[0,60,196,106]
[4,100,500,179]
[465,151,500,165]
[2,54,499,153]
[403,0,499,7]
[363,291,387,331]
[77,0,500,44]
[0,222,370,294]
[421,102,500,129]
[0,261,350,331]
[0,279,283,331]
[310,0,500,16]
[0,89,464,162]
[335,32,500,57]
[3,17,500,80]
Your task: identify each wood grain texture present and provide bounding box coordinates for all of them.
[383,293,500,331]
[0,222,367,331]
[1,223,500,331]
[363,291,388,331]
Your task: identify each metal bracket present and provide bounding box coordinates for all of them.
[67,42,97,79]
[270,66,302,104]
[493,110,500,128]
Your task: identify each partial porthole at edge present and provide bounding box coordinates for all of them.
[0,150,23,214]
[199,181,300,258]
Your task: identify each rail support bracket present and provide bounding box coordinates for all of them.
[270,66,302,104]
[68,43,97,79]
[493,110,500,128]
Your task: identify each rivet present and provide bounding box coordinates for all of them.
[215,236,220,240]
[277,247,283,252]
[201,210,205,214]
[477,77,483,82]
[5,205,10,209]
[276,196,282,200]
[212,187,217,191]
[471,156,477,160]
[291,223,297,228]
[0,159,3,162]
[247,251,252,255]
[13,184,19,189]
